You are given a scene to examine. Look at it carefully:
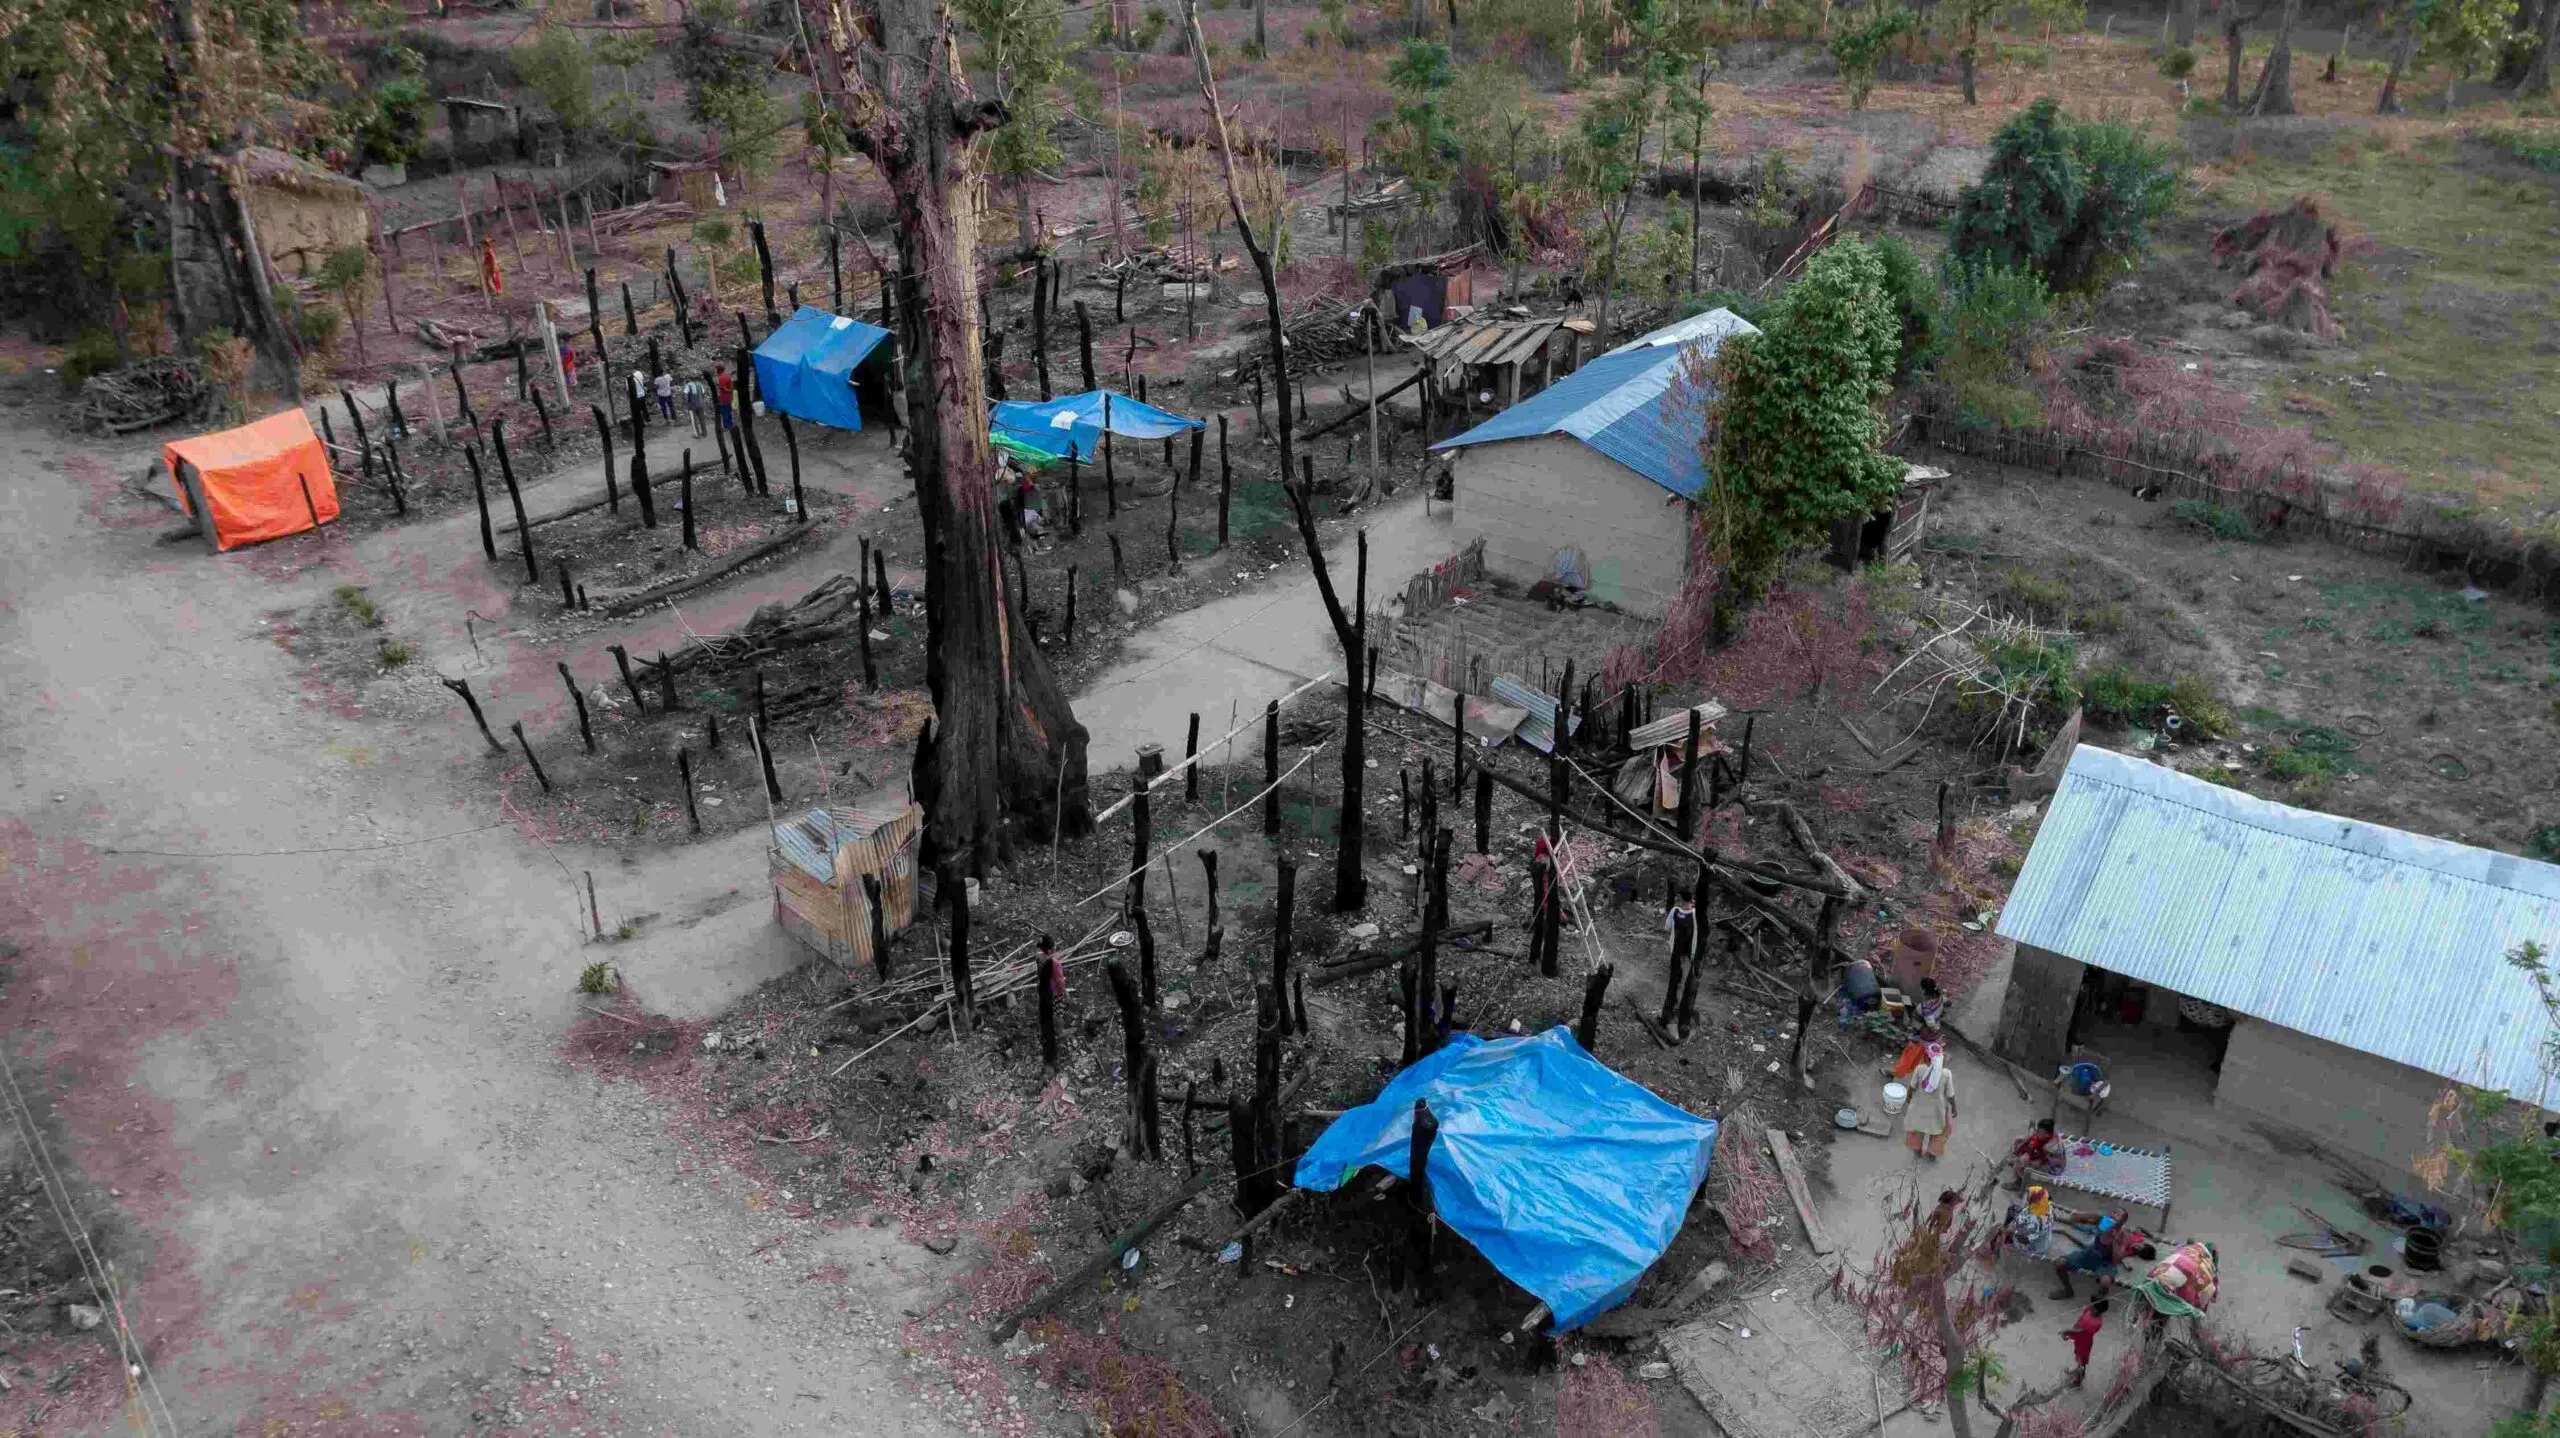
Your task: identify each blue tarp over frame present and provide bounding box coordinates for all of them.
[752,305,892,431]
[1292,1027,1719,1331]
[989,389,1203,464]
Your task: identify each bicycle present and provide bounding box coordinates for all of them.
[2234,1353,2413,1426]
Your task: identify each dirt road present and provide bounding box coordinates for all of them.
[0,411,963,1435]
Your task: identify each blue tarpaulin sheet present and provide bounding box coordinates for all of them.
[1292,1027,1719,1331]
[989,389,1203,464]
[752,306,891,431]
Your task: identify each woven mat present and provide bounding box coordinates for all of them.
[2044,1135,2172,1210]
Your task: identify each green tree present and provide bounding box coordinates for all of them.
[592,28,656,128]
[1948,97,2176,296]
[318,244,371,364]
[698,81,782,190]
[1567,3,1676,335]
[1829,7,1916,109]
[516,27,599,136]
[1378,40,1460,213]
[1935,258,2051,428]
[0,0,341,393]
[1702,235,1903,608]
[955,0,1069,253]
[1869,232,1936,384]
[1946,0,2004,103]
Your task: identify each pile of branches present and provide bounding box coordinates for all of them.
[591,200,696,236]
[1874,598,2078,755]
[73,355,211,434]
[1233,297,1369,383]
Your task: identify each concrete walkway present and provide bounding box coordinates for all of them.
[1070,488,1466,774]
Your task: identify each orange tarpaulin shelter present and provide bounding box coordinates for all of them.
[163,407,339,551]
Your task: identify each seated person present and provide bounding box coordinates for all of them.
[1834,954,1881,1024]
[2052,1212,2156,1300]
[2008,1117,2068,1187]
[2005,1185,2059,1258]
[1911,976,1946,1030]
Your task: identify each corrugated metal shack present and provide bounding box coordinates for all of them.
[1994,744,2560,1168]
[770,786,923,969]
[1406,316,1597,411]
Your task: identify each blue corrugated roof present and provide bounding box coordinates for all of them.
[1429,310,1757,500]
[1997,745,2560,1096]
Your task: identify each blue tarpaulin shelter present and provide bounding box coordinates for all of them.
[1292,1027,1719,1331]
[989,390,1203,465]
[752,306,892,431]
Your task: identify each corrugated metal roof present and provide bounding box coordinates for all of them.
[1489,675,1586,755]
[1997,745,2560,1097]
[1600,305,1758,358]
[1429,311,1757,501]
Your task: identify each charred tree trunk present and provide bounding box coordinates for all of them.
[2247,0,2301,113]
[804,0,1090,873]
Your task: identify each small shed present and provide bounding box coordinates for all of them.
[1995,745,2560,1170]
[1828,463,1948,569]
[240,147,371,269]
[1406,316,1596,410]
[650,160,728,210]
[770,786,923,970]
[1428,310,1757,619]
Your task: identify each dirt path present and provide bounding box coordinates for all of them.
[0,413,962,1434]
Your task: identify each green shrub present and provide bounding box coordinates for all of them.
[577,961,620,994]
[2172,499,2256,541]
[1870,233,1937,384]
[1938,260,2052,429]
[1949,96,2179,296]
[2157,45,2198,79]
[2263,744,2337,789]
[60,330,122,389]
[2494,129,2560,172]
[2000,566,2069,616]
[377,636,412,668]
[334,583,382,628]
[1978,634,2081,719]
[296,301,342,353]
[1829,7,1918,110]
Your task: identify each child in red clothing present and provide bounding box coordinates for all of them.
[2062,1299,2110,1386]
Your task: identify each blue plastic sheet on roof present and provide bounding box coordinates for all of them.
[1292,1027,1719,1331]
[989,390,1203,464]
[752,305,891,431]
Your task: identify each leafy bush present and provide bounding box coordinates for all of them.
[377,636,413,668]
[1829,7,1918,110]
[2157,45,2198,79]
[1936,259,2051,429]
[1869,233,1936,384]
[2082,667,2227,736]
[515,27,597,135]
[296,302,343,353]
[2172,498,2256,540]
[2494,128,2560,173]
[1977,633,2082,717]
[577,961,620,994]
[1949,96,2179,295]
[60,330,122,389]
[354,74,432,166]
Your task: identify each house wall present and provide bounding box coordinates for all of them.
[2214,1018,2452,1174]
[1994,941,2085,1076]
[246,187,370,267]
[1451,435,1692,618]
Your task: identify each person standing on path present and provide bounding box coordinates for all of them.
[684,375,708,436]
[1903,1039,1955,1159]
[654,369,675,422]
[2062,1299,2110,1387]
[713,367,736,431]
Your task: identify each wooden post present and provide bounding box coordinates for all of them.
[1106,956,1147,1142]
[1136,906,1159,1013]
[940,862,976,1031]
[1184,713,1201,801]
[443,677,502,752]
[1400,963,1421,1066]
[1032,257,1052,400]
[1407,1098,1438,1296]
[1101,393,1117,517]
[586,404,619,514]
[654,649,678,711]
[629,428,656,530]
[680,449,698,550]
[462,445,497,561]
[1165,457,1180,571]
[1262,700,1281,834]
[780,413,806,522]
[1576,964,1613,1053]
[1475,767,1492,855]
[1215,415,1233,546]
[536,300,572,413]
[1198,847,1222,954]
[417,364,446,444]
[1037,942,1060,1068]
[1452,689,1466,800]
[1272,857,1297,1033]
[1062,564,1078,646]
[1066,453,1082,536]
[491,421,538,584]
[608,644,646,712]
[755,714,782,804]
[450,349,475,426]
[1677,705,1702,841]
[856,559,877,688]
[621,280,638,336]
[457,177,492,310]
[1075,300,1095,391]
[509,721,552,793]
[667,747,700,834]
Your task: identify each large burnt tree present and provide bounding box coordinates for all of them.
[801,0,1090,870]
